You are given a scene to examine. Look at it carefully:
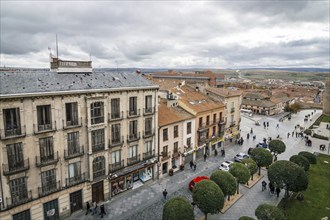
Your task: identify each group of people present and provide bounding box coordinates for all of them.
[86,201,107,218]
[236,137,244,145]
[319,144,327,151]
[261,180,281,198]
[263,121,270,129]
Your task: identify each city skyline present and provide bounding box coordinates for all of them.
[1,1,329,69]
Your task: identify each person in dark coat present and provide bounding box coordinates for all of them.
[163,189,168,200]
[100,204,106,218]
[190,160,193,169]
[85,201,90,215]
[204,153,207,162]
[276,187,281,197]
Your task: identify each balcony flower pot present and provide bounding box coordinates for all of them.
[180,164,184,170]
[169,169,174,176]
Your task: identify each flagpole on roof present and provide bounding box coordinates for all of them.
[56,34,59,59]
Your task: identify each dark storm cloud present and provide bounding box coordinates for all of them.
[0,1,329,68]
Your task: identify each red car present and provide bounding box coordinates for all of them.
[188,176,209,191]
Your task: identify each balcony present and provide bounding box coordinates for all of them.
[91,116,104,125]
[108,111,124,122]
[0,126,26,140]
[6,190,32,209]
[2,159,30,176]
[230,107,235,113]
[143,107,154,116]
[198,122,212,131]
[230,121,236,127]
[127,132,140,143]
[127,154,141,166]
[92,143,105,153]
[127,109,140,118]
[38,181,61,197]
[93,169,106,181]
[63,117,82,130]
[109,136,124,148]
[34,122,56,134]
[143,129,154,138]
[161,151,171,161]
[66,173,86,187]
[64,145,84,160]
[218,117,226,125]
[109,160,125,172]
[143,149,155,160]
[36,151,59,167]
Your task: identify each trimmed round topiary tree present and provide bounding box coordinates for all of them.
[251,148,273,175]
[229,162,250,194]
[239,216,256,220]
[241,158,258,181]
[269,140,286,161]
[193,180,224,220]
[210,170,237,201]
[163,197,194,220]
[255,204,286,220]
[290,155,310,171]
[298,151,317,164]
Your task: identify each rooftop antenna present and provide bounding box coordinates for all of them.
[56,34,59,58]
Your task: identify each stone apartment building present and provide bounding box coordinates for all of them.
[157,99,194,177]
[0,62,159,219]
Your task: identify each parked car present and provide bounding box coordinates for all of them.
[234,152,250,162]
[219,161,234,171]
[256,141,268,148]
[188,176,209,191]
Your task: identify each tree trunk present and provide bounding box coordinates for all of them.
[228,195,231,201]
[237,180,240,194]
[258,166,261,175]
[205,213,208,220]
[251,174,254,181]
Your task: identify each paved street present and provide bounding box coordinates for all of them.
[68,109,329,220]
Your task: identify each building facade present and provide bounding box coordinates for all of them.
[0,68,158,220]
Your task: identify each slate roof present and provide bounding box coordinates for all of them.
[0,70,158,96]
[158,101,194,127]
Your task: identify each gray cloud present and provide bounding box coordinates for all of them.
[0,1,329,68]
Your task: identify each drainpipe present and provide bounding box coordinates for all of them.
[0,173,4,209]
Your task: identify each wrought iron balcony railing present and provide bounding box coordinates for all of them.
[36,151,59,167]
[38,181,61,197]
[143,149,155,160]
[6,190,32,209]
[109,160,125,172]
[64,145,84,160]
[127,132,140,143]
[0,125,26,140]
[108,111,124,122]
[66,173,86,187]
[127,154,141,166]
[2,159,30,176]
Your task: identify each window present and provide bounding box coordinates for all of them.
[145,95,152,113]
[65,102,78,126]
[6,143,24,171]
[37,105,52,131]
[3,108,21,136]
[39,137,54,162]
[145,118,152,135]
[13,209,31,220]
[199,117,203,127]
[129,120,138,138]
[187,122,191,134]
[144,141,152,152]
[163,128,168,141]
[67,132,80,155]
[213,113,216,124]
[186,137,191,148]
[110,98,120,119]
[174,142,178,153]
[206,116,210,125]
[128,145,137,158]
[174,125,178,138]
[43,199,59,220]
[213,126,216,136]
[9,177,28,204]
[219,112,223,121]
[68,162,81,181]
[93,156,105,179]
[92,129,105,152]
[111,124,121,144]
[111,150,121,164]
[129,97,137,115]
[41,169,57,193]
[162,145,168,157]
[90,102,104,124]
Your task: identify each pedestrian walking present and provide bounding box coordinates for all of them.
[263,121,266,129]
[292,131,294,137]
[85,201,90,215]
[163,189,168,200]
[194,163,197,171]
[92,201,97,215]
[287,132,290,138]
[253,135,256,141]
[262,180,267,191]
[250,128,253,134]
[100,204,106,218]
[270,185,275,195]
[204,153,207,162]
[190,160,193,169]
[276,123,279,129]
[267,122,269,127]
[247,133,250,139]
[276,187,281,198]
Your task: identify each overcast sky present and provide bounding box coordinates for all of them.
[1,1,329,69]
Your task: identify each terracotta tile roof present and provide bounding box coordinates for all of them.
[243,92,269,99]
[158,101,194,127]
[242,99,275,108]
[206,87,242,97]
[149,78,182,91]
[172,85,224,114]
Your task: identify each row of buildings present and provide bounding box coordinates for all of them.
[0,59,242,220]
